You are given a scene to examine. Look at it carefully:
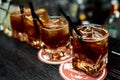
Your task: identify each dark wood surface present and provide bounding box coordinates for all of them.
[0,31,120,80]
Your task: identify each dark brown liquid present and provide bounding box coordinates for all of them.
[24,16,41,39]
[10,11,25,40]
[41,17,70,49]
[10,8,49,48]
[72,26,108,77]
[41,30,70,49]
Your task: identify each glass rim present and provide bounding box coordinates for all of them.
[41,16,69,31]
[76,24,103,28]
[10,13,25,16]
[74,24,109,42]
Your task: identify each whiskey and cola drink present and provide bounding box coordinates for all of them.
[40,16,71,60]
[10,9,25,41]
[72,24,108,77]
[10,8,48,48]
[23,15,41,48]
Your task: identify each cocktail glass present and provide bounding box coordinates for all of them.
[72,24,109,77]
[10,8,48,49]
[23,8,48,48]
[38,16,72,64]
[10,9,25,41]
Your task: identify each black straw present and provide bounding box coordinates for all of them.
[28,1,45,28]
[59,7,82,40]
[33,12,45,28]
[19,3,24,33]
[19,5,24,14]
[59,7,94,58]
[59,7,97,62]
[28,1,40,36]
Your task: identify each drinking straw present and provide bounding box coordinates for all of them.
[28,1,45,28]
[32,10,45,28]
[59,7,82,40]
[28,1,40,36]
[19,3,24,33]
[19,5,24,14]
[60,7,103,65]
[59,7,95,59]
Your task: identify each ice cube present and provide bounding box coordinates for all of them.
[92,30,103,39]
[44,19,64,29]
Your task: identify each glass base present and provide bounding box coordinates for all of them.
[26,39,42,49]
[37,49,72,65]
[59,61,107,80]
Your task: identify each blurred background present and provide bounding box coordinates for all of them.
[7,0,119,25]
[1,0,118,25]
[1,0,120,39]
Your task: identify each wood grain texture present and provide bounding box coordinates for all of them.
[0,32,120,80]
[0,32,63,80]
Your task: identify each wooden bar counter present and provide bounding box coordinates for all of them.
[0,31,120,80]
